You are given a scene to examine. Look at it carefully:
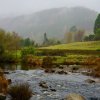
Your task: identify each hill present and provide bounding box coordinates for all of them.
[41,41,100,50]
[0,7,98,42]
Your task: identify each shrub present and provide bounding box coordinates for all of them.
[21,47,35,58]
[84,56,97,65]
[8,83,32,100]
[0,52,18,63]
[42,56,53,68]
[22,54,34,63]
[92,58,100,77]
[0,94,6,100]
[0,68,8,95]
[22,55,42,67]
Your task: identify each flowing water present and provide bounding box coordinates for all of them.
[1,64,100,100]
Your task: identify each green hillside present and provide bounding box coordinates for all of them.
[41,41,100,50]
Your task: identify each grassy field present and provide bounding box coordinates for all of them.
[41,41,100,50]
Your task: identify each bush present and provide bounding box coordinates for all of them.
[21,47,35,58]
[0,52,18,63]
[22,54,34,63]
[22,55,42,66]
[42,56,53,68]
[8,83,32,100]
[0,68,8,95]
[92,58,100,77]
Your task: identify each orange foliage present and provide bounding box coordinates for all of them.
[23,55,42,67]
[85,56,97,65]
[0,68,8,94]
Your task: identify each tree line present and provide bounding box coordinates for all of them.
[0,29,36,51]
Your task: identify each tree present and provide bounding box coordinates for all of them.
[84,34,95,41]
[65,26,85,43]
[21,46,35,58]
[0,45,4,55]
[20,38,35,47]
[84,36,89,41]
[66,32,73,43]
[43,32,49,46]
[94,30,100,40]
[94,14,100,34]
[70,26,77,32]
[75,30,85,42]
[7,32,21,51]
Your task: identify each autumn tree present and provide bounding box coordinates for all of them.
[75,30,85,42]
[65,26,85,43]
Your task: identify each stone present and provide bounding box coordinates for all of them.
[0,93,6,100]
[7,79,12,85]
[39,81,48,89]
[59,66,63,69]
[65,93,85,100]
[45,69,55,73]
[85,79,95,84]
[4,71,10,74]
[50,88,56,92]
[57,71,68,75]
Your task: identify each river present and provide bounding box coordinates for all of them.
[1,64,100,100]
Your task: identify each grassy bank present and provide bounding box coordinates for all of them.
[40,41,100,50]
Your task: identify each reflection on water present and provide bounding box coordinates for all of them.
[0,63,41,71]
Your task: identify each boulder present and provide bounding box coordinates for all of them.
[57,71,68,75]
[85,79,95,84]
[39,81,48,89]
[4,71,10,74]
[45,69,55,73]
[50,88,56,92]
[0,93,6,100]
[65,93,85,100]
[7,79,12,85]
[59,65,63,69]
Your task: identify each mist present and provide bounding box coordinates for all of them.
[0,0,99,18]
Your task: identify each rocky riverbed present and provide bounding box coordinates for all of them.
[6,69,100,100]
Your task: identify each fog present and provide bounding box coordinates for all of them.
[0,0,99,17]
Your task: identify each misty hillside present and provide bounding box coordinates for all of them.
[0,7,98,42]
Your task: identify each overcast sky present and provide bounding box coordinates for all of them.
[0,0,99,17]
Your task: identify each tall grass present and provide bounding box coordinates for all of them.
[8,83,33,100]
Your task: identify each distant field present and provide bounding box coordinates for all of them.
[41,41,100,50]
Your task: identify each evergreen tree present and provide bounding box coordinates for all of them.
[43,32,49,46]
[94,14,100,34]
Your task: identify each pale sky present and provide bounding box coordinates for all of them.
[0,0,99,17]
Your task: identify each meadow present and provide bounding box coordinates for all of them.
[40,41,100,50]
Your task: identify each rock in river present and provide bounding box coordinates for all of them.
[85,79,95,84]
[39,81,48,89]
[65,93,85,100]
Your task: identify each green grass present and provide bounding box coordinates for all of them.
[40,41,100,50]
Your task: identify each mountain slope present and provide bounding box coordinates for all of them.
[0,7,98,42]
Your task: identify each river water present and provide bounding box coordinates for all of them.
[1,64,100,100]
